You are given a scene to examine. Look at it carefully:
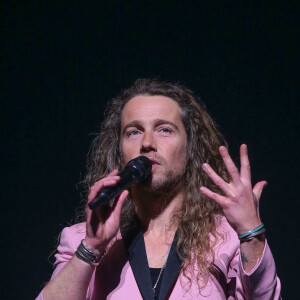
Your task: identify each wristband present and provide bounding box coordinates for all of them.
[238,224,266,241]
[75,240,106,266]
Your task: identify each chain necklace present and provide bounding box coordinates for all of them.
[152,244,171,299]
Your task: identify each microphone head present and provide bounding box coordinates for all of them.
[126,156,152,181]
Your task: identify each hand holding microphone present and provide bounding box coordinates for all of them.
[88,156,152,210]
[84,156,152,251]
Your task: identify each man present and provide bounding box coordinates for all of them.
[37,79,281,299]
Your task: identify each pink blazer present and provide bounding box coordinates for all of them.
[36,218,281,299]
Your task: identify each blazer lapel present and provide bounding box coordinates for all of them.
[123,226,182,300]
[123,226,154,300]
[159,233,183,300]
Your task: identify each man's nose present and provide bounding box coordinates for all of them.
[140,131,156,152]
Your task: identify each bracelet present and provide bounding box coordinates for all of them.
[238,224,266,241]
[75,240,106,266]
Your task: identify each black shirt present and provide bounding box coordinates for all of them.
[150,267,164,299]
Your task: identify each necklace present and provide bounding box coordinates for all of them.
[152,244,171,299]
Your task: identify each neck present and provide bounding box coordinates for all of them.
[131,186,184,240]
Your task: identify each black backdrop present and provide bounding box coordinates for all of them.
[2,1,299,299]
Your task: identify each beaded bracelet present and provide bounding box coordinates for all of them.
[238,224,266,241]
[75,240,106,266]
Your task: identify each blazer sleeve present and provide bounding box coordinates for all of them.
[228,240,281,299]
[35,224,95,300]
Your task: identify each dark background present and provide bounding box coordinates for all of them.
[1,1,299,299]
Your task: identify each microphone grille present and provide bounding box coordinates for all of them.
[127,156,152,179]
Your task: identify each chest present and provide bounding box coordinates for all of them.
[144,238,172,268]
[91,234,238,300]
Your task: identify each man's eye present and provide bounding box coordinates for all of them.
[127,130,139,136]
[159,128,172,134]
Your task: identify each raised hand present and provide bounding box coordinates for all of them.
[85,169,128,252]
[200,144,267,235]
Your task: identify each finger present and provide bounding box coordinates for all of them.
[240,144,251,184]
[219,146,241,186]
[93,189,128,222]
[88,177,120,202]
[253,181,267,202]
[108,169,119,177]
[93,176,120,188]
[202,163,232,196]
[200,186,228,207]
[112,190,129,220]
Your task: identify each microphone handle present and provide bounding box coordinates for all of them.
[88,167,139,210]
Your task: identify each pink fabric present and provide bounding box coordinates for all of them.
[36,220,281,299]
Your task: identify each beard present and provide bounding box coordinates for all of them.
[148,167,185,195]
[137,154,186,197]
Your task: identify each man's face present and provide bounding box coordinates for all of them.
[120,95,187,191]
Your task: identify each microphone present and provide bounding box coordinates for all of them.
[88,156,152,210]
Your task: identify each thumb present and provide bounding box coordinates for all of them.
[253,181,267,201]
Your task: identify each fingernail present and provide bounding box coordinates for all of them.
[202,164,209,171]
[219,146,226,154]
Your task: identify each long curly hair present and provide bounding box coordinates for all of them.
[81,79,229,289]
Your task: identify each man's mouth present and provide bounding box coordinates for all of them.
[147,157,161,169]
